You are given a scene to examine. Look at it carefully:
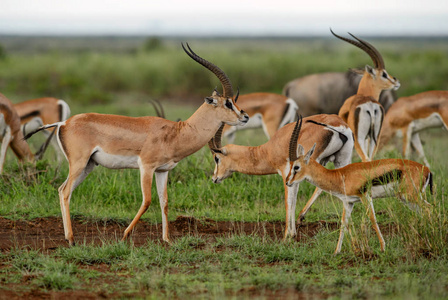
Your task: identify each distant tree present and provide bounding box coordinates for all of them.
[143,37,163,52]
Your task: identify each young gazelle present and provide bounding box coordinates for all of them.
[210,114,354,239]
[379,90,448,167]
[14,97,71,161]
[0,93,34,173]
[221,93,298,143]
[25,43,249,246]
[332,30,400,162]
[286,118,433,254]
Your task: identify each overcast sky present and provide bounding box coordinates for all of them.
[1,0,448,36]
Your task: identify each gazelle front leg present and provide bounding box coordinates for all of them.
[155,171,170,243]
[283,181,299,239]
[123,164,154,240]
[297,187,323,225]
[334,201,354,255]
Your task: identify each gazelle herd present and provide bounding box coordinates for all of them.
[1,30,443,253]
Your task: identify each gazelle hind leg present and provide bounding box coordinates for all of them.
[0,126,12,174]
[59,159,96,245]
[155,171,170,242]
[368,109,383,160]
[410,133,430,167]
[298,187,323,224]
[123,165,154,240]
[365,195,385,251]
[335,201,354,255]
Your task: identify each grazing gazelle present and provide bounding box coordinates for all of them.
[379,90,448,167]
[14,97,71,161]
[221,93,298,143]
[332,30,400,162]
[210,114,353,239]
[25,43,249,246]
[285,118,433,254]
[0,93,34,173]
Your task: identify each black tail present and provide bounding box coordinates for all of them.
[429,172,434,195]
[23,123,59,141]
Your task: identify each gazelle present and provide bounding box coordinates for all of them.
[286,118,433,254]
[209,114,354,239]
[221,93,298,143]
[332,30,400,162]
[24,43,249,246]
[379,90,448,167]
[0,93,34,173]
[283,71,396,117]
[14,97,71,161]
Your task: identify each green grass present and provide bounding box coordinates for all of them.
[0,37,447,298]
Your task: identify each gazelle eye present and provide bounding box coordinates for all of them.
[294,166,300,171]
[225,100,233,109]
[382,72,387,79]
[214,156,219,164]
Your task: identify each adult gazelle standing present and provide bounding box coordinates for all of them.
[332,30,400,161]
[285,118,433,254]
[210,114,353,239]
[25,43,249,246]
[378,90,448,167]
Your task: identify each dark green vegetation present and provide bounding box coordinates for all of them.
[0,36,447,299]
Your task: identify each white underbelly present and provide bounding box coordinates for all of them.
[412,113,444,132]
[370,182,399,198]
[91,148,140,169]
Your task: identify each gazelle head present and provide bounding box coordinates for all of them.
[208,124,233,183]
[285,116,316,187]
[330,29,400,92]
[182,43,249,126]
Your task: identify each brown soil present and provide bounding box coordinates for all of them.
[0,215,338,251]
[0,216,337,299]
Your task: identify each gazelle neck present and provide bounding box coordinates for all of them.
[225,144,277,175]
[305,160,345,194]
[357,74,382,100]
[176,103,226,157]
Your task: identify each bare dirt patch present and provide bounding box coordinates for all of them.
[0,216,338,251]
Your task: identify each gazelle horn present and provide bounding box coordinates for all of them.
[182,42,234,97]
[289,114,302,161]
[330,29,385,69]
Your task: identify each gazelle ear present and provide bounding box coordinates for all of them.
[212,89,221,97]
[349,68,364,76]
[296,144,305,158]
[304,143,316,165]
[365,65,375,77]
[205,97,218,106]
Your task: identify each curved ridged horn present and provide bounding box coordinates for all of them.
[208,124,225,151]
[289,115,302,161]
[234,87,240,103]
[182,42,234,97]
[330,29,385,69]
[149,99,165,118]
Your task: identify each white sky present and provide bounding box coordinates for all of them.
[1,0,448,36]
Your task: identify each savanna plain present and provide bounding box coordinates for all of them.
[0,36,447,299]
